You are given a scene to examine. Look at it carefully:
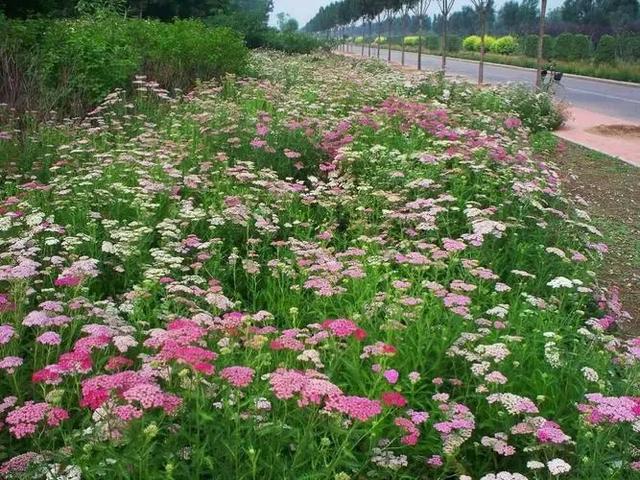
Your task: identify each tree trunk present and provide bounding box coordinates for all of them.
[402,12,407,65]
[418,16,423,70]
[361,20,366,56]
[536,0,547,88]
[377,15,382,58]
[442,14,448,71]
[368,20,372,57]
[479,10,486,85]
[387,15,393,63]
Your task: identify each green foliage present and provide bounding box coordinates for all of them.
[260,30,328,54]
[354,35,365,44]
[373,36,387,44]
[403,35,419,46]
[425,33,440,51]
[446,34,462,52]
[463,35,496,51]
[555,32,592,61]
[490,35,518,55]
[523,34,554,59]
[416,71,565,132]
[595,34,617,64]
[0,17,248,115]
[617,34,640,62]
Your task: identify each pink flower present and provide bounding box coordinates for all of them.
[381,391,407,408]
[220,366,255,388]
[5,402,68,438]
[284,149,301,159]
[0,356,23,373]
[325,395,381,421]
[536,421,571,444]
[427,455,443,467]
[54,275,81,287]
[322,319,367,340]
[383,369,399,384]
[0,324,15,345]
[395,417,420,445]
[36,331,62,346]
[504,117,522,129]
[0,452,43,475]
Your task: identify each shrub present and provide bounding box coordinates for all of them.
[425,33,440,51]
[446,34,462,52]
[523,34,554,59]
[133,21,248,92]
[40,16,141,111]
[373,36,387,45]
[463,35,481,51]
[490,35,518,55]
[555,33,591,61]
[617,34,640,61]
[0,17,249,116]
[261,31,327,54]
[403,35,419,46]
[595,35,617,64]
[463,35,495,52]
[354,36,365,45]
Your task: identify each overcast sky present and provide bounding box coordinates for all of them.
[270,0,564,28]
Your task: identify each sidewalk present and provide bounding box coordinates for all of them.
[556,108,640,168]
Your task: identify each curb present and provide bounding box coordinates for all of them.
[341,45,640,89]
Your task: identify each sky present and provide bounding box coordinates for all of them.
[270,0,564,28]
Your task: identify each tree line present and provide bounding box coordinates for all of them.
[0,0,273,22]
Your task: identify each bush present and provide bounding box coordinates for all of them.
[354,36,365,45]
[490,35,518,55]
[446,34,462,52]
[132,21,248,92]
[403,35,419,46]
[425,33,440,51]
[0,16,249,115]
[523,34,554,59]
[373,36,387,45]
[463,35,496,52]
[555,32,591,61]
[261,31,327,54]
[617,34,640,62]
[595,35,617,64]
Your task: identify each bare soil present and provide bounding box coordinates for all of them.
[553,141,640,332]
[586,124,640,139]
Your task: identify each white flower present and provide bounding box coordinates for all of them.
[526,460,544,470]
[547,458,571,475]
[581,367,599,382]
[547,276,574,289]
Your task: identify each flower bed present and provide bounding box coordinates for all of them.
[0,52,637,479]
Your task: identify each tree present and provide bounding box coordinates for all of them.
[535,0,547,88]
[386,0,404,62]
[400,1,413,64]
[276,12,298,32]
[437,0,456,70]
[470,0,491,84]
[410,0,433,70]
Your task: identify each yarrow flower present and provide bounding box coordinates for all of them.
[547,458,571,476]
[6,402,69,438]
[220,366,255,388]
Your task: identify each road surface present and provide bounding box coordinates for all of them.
[346,45,640,123]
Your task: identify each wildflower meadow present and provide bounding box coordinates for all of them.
[0,51,638,479]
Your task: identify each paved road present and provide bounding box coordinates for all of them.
[345,45,640,123]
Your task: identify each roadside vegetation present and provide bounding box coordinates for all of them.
[1,49,639,479]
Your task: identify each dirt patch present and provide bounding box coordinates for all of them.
[552,140,640,333]
[587,124,640,139]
